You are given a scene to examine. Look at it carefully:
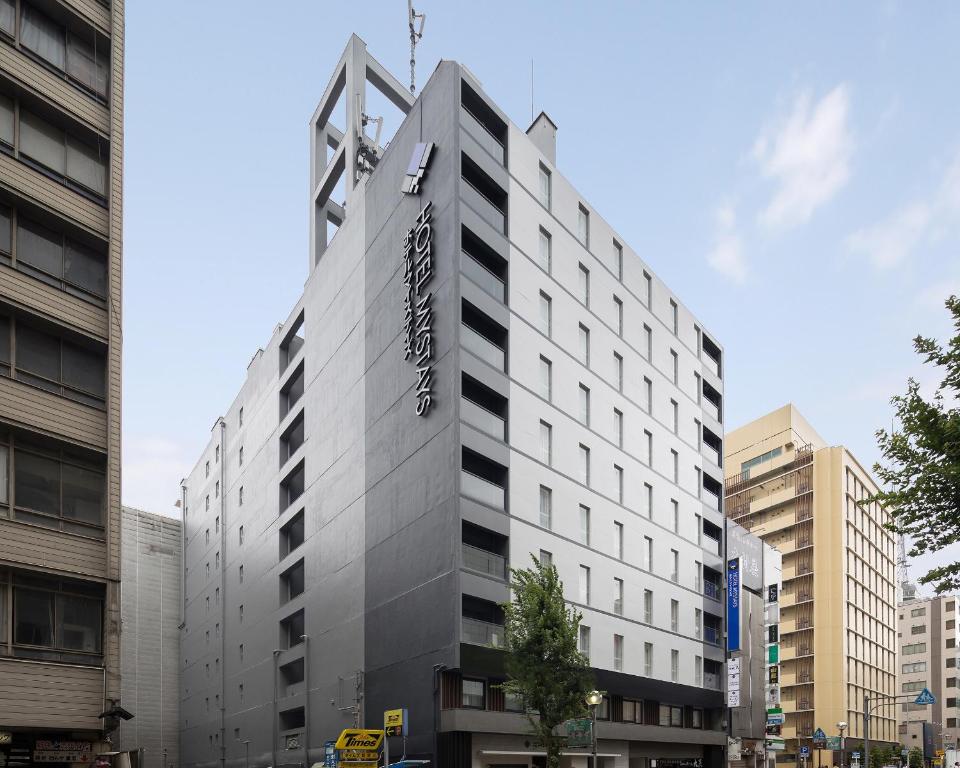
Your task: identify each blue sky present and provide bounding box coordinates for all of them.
[123,1,960,589]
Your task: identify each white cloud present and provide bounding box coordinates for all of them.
[122,436,191,518]
[706,203,747,283]
[847,147,960,268]
[753,84,854,231]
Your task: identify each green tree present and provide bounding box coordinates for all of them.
[502,556,594,768]
[868,295,960,593]
[908,747,923,768]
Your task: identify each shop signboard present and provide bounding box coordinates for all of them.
[33,741,93,763]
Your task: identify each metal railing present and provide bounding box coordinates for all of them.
[461,324,505,371]
[462,251,505,302]
[461,107,505,165]
[461,177,505,234]
[461,470,505,509]
[462,543,506,579]
[462,617,505,648]
[461,397,505,440]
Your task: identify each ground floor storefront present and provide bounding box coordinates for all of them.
[0,731,117,768]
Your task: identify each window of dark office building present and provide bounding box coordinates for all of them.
[280,510,305,558]
[280,609,305,649]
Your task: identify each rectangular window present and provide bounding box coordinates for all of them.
[579,505,590,546]
[613,634,624,672]
[539,355,552,401]
[578,323,590,366]
[643,324,652,360]
[670,349,679,384]
[671,449,679,482]
[16,217,107,299]
[579,625,590,660]
[671,399,679,434]
[614,521,624,559]
[644,590,653,624]
[539,549,552,567]
[579,565,590,605]
[12,573,104,660]
[644,483,653,519]
[462,678,485,709]
[614,464,624,504]
[538,163,551,209]
[643,377,652,413]
[643,536,653,571]
[614,578,624,615]
[695,609,702,639]
[579,444,590,486]
[613,408,623,448]
[671,550,679,583]
[577,204,589,247]
[539,485,552,529]
[644,641,653,676]
[643,430,653,467]
[911,624,926,635]
[672,499,679,532]
[613,240,623,280]
[671,649,679,682]
[578,263,590,306]
[538,291,552,336]
[14,443,105,531]
[613,295,623,336]
[613,352,623,392]
[579,384,590,425]
[537,227,551,272]
[642,271,652,307]
[15,321,106,405]
[670,299,678,334]
[539,420,552,465]
[279,510,305,558]
[670,599,679,631]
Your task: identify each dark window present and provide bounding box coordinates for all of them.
[462,678,485,709]
[13,442,104,532]
[279,312,304,374]
[280,609,304,649]
[280,510,305,558]
[12,572,103,662]
[279,461,304,511]
[278,706,305,731]
[14,319,106,404]
[659,704,683,727]
[280,559,305,603]
[280,410,305,466]
[280,362,304,417]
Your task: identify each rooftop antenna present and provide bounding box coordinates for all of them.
[407,0,426,95]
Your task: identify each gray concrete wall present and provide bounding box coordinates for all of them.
[119,507,182,768]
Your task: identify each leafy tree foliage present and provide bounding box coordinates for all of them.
[908,747,923,768]
[869,295,960,593]
[502,556,594,768]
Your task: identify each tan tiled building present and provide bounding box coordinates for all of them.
[898,592,959,752]
[0,0,124,762]
[724,405,897,764]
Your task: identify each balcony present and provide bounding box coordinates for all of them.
[461,324,505,371]
[462,617,504,648]
[462,543,506,580]
[461,397,505,441]
[462,251,505,302]
[704,627,721,646]
[461,470,505,509]
[461,177,505,235]
[704,581,721,601]
[462,107,505,165]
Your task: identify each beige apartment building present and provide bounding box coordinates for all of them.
[724,405,897,764]
[0,0,124,764]
[898,591,959,752]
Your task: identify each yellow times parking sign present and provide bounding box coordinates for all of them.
[335,729,384,751]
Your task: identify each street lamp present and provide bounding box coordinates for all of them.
[236,738,251,768]
[838,722,848,768]
[586,691,603,768]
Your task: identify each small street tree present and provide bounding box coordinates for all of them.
[868,295,960,593]
[502,556,594,768]
[908,747,923,768]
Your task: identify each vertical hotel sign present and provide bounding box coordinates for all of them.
[727,557,741,652]
[402,201,434,416]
